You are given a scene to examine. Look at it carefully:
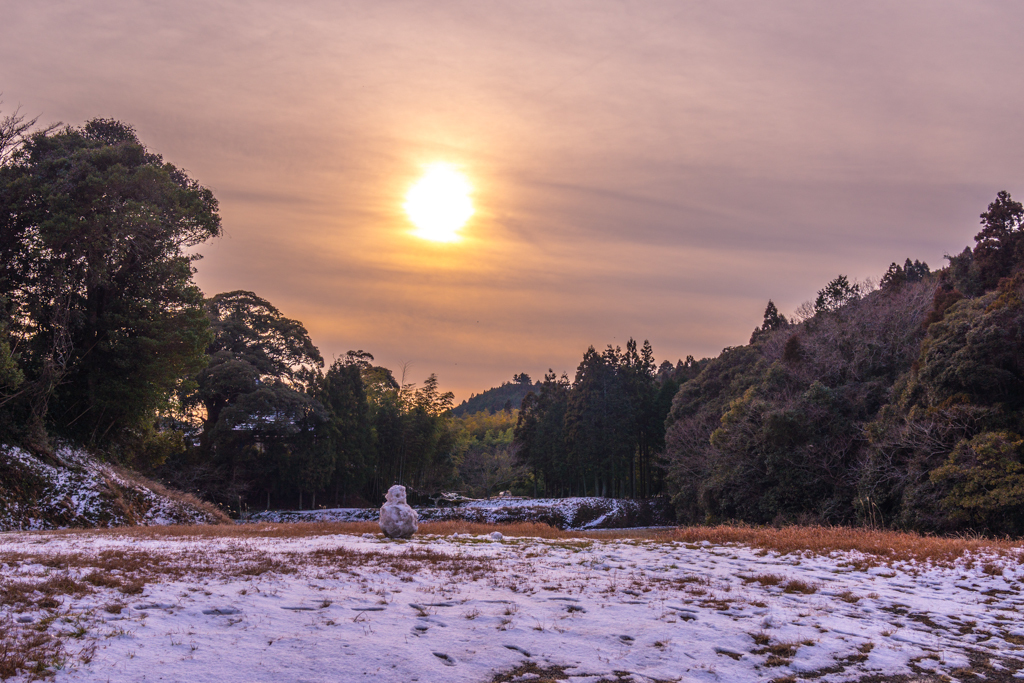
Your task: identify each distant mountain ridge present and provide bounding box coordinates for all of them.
[452,376,539,416]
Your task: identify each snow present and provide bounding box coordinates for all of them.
[1,529,1022,681]
[0,445,224,530]
[246,496,671,530]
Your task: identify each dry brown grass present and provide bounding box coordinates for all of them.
[658,525,1024,565]
[7,521,1022,565]
[27,520,379,540]
[302,545,496,580]
[781,579,817,595]
[741,573,785,586]
[0,534,498,601]
[981,562,1005,576]
[107,464,233,526]
[0,618,64,681]
[0,573,91,609]
[17,519,581,541]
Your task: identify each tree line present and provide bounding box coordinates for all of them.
[514,341,702,499]
[4,110,1022,533]
[0,114,463,513]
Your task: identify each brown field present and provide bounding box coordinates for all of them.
[10,521,1023,566]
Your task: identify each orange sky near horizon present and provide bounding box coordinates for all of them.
[3,1,1024,400]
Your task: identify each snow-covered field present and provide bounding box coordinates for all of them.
[1,527,1023,682]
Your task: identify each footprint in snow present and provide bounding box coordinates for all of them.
[433,652,456,666]
[202,607,241,615]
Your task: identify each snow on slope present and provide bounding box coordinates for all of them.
[0,445,228,531]
[248,496,671,530]
[1,529,1022,682]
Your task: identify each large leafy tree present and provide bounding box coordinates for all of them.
[0,118,220,454]
[190,291,326,507]
[196,290,323,433]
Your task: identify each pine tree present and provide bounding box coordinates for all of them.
[316,358,373,506]
[814,275,861,314]
[564,346,634,498]
[514,370,570,496]
[751,300,789,343]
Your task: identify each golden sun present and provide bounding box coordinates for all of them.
[404,163,474,242]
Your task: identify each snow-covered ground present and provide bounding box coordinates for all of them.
[1,528,1023,682]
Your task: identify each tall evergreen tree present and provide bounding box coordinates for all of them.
[316,355,373,506]
[514,370,570,496]
[972,190,1024,292]
[750,300,789,342]
[814,275,861,314]
[564,346,634,497]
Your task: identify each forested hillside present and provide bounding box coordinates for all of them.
[661,192,1024,536]
[451,374,538,416]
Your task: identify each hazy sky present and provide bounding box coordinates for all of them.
[3,1,1023,399]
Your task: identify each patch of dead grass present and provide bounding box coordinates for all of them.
[782,579,817,595]
[0,618,64,681]
[741,573,785,586]
[661,525,1024,565]
[0,573,91,609]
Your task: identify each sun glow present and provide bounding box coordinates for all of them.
[404,163,474,242]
